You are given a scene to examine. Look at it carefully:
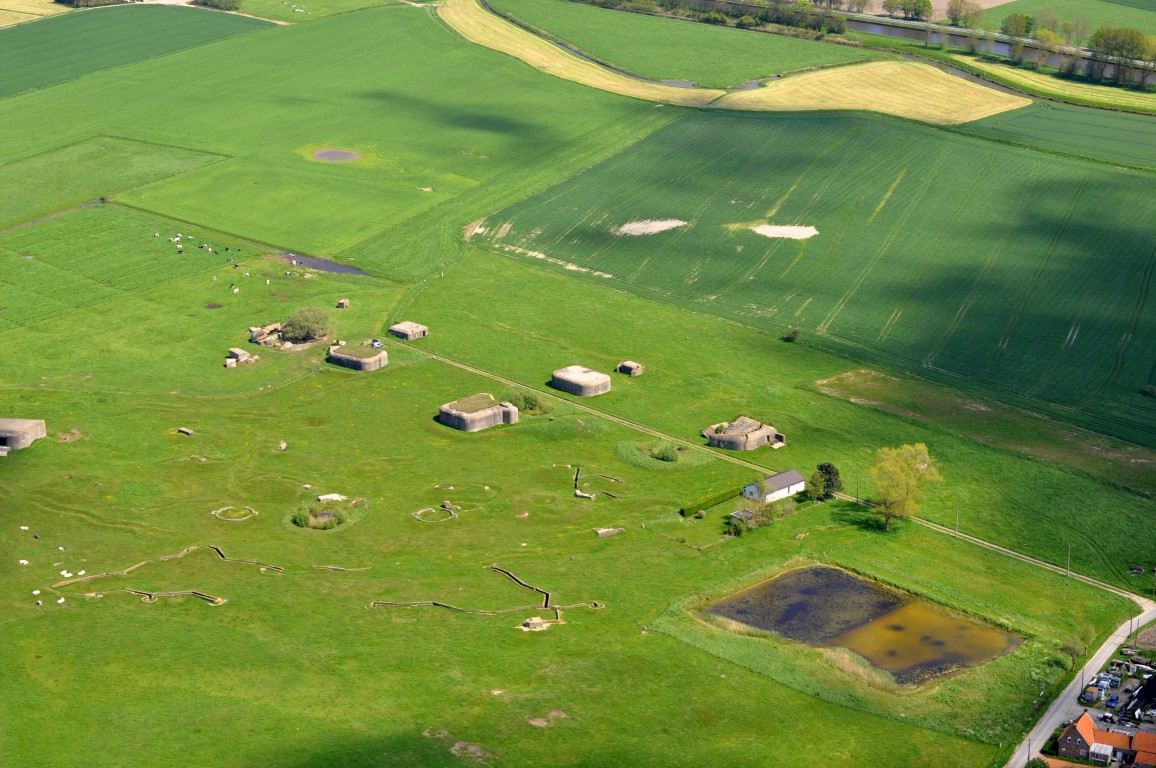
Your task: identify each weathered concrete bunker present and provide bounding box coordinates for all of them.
[438,393,519,432]
[0,418,47,457]
[616,361,644,376]
[327,345,389,372]
[551,365,611,397]
[703,416,785,451]
[388,321,428,341]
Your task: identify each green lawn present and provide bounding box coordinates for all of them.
[475,111,1156,448]
[960,102,1156,169]
[488,0,884,87]
[0,5,271,100]
[0,137,221,229]
[981,0,1156,36]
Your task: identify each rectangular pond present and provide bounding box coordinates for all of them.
[706,564,1019,684]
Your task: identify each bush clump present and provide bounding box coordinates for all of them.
[281,307,330,342]
[783,327,800,343]
[503,389,553,415]
[652,442,679,462]
[1142,384,1156,398]
[291,505,347,530]
[192,0,240,8]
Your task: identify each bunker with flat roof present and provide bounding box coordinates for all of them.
[551,365,611,397]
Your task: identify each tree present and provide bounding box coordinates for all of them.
[1026,759,1050,768]
[808,469,827,501]
[849,0,870,12]
[903,0,931,20]
[1036,7,1059,33]
[946,0,982,28]
[281,307,330,342]
[1001,12,1034,37]
[1072,16,1089,47]
[1061,19,1076,44]
[868,443,942,531]
[1088,25,1147,83]
[882,0,902,17]
[1035,28,1063,68]
[818,463,843,498]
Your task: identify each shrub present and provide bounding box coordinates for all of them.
[698,10,729,24]
[281,307,330,342]
[652,443,679,462]
[193,0,240,8]
[736,15,760,28]
[1142,384,1156,398]
[504,389,554,414]
[291,505,346,530]
[783,327,800,342]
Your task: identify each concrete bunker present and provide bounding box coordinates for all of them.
[388,321,428,341]
[551,365,611,397]
[439,393,519,432]
[327,344,389,372]
[703,416,785,451]
[0,418,47,457]
[616,360,644,377]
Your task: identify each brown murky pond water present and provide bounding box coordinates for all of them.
[706,565,1019,684]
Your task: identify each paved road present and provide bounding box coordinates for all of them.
[398,340,1156,768]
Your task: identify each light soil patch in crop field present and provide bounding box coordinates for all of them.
[0,5,271,100]
[488,0,884,88]
[814,369,1156,497]
[614,219,687,236]
[439,0,1028,123]
[0,0,71,13]
[751,224,819,239]
[437,0,726,107]
[716,61,1031,123]
[954,55,1156,114]
[0,8,34,27]
[478,112,1156,447]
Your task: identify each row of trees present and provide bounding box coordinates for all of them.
[880,0,932,21]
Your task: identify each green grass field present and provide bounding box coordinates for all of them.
[1,3,1154,766]
[239,0,399,23]
[961,102,1156,169]
[487,0,883,87]
[477,111,1156,447]
[0,5,271,100]
[981,0,1156,36]
[0,137,221,230]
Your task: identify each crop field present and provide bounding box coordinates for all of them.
[0,5,659,254]
[238,0,399,23]
[981,0,1156,36]
[961,102,1156,169]
[956,55,1156,114]
[477,111,1156,446]
[0,5,271,100]
[487,0,883,87]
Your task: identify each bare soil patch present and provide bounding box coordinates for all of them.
[614,219,687,236]
[1137,626,1156,650]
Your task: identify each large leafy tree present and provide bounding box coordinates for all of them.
[868,443,942,531]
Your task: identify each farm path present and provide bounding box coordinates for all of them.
[398,338,1156,768]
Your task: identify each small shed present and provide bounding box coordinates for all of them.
[388,321,428,341]
[0,418,46,456]
[327,345,389,372]
[551,365,611,397]
[703,416,785,451]
[438,393,519,432]
[742,470,807,504]
[337,299,350,309]
[616,360,644,376]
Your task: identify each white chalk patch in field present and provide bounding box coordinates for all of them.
[750,224,818,240]
[613,219,687,236]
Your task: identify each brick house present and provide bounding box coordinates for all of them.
[1057,712,1156,767]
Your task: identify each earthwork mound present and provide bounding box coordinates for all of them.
[211,506,258,521]
[313,148,360,162]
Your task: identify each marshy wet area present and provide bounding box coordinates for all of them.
[707,565,1019,684]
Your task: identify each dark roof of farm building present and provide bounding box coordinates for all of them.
[760,470,806,491]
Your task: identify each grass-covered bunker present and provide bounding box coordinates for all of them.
[551,365,611,397]
[703,416,785,451]
[328,344,389,372]
[438,393,519,432]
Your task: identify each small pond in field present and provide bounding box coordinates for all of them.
[706,565,1019,684]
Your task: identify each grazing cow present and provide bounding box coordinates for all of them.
[233,288,239,295]
[211,276,217,282]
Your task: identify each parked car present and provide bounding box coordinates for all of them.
[1108,695,1120,708]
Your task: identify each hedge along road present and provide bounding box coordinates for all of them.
[395,337,1155,767]
[436,0,1031,123]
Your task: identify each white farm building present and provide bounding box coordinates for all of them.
[742,470,806,504]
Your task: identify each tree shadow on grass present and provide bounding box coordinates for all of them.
[829,502,888,532]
